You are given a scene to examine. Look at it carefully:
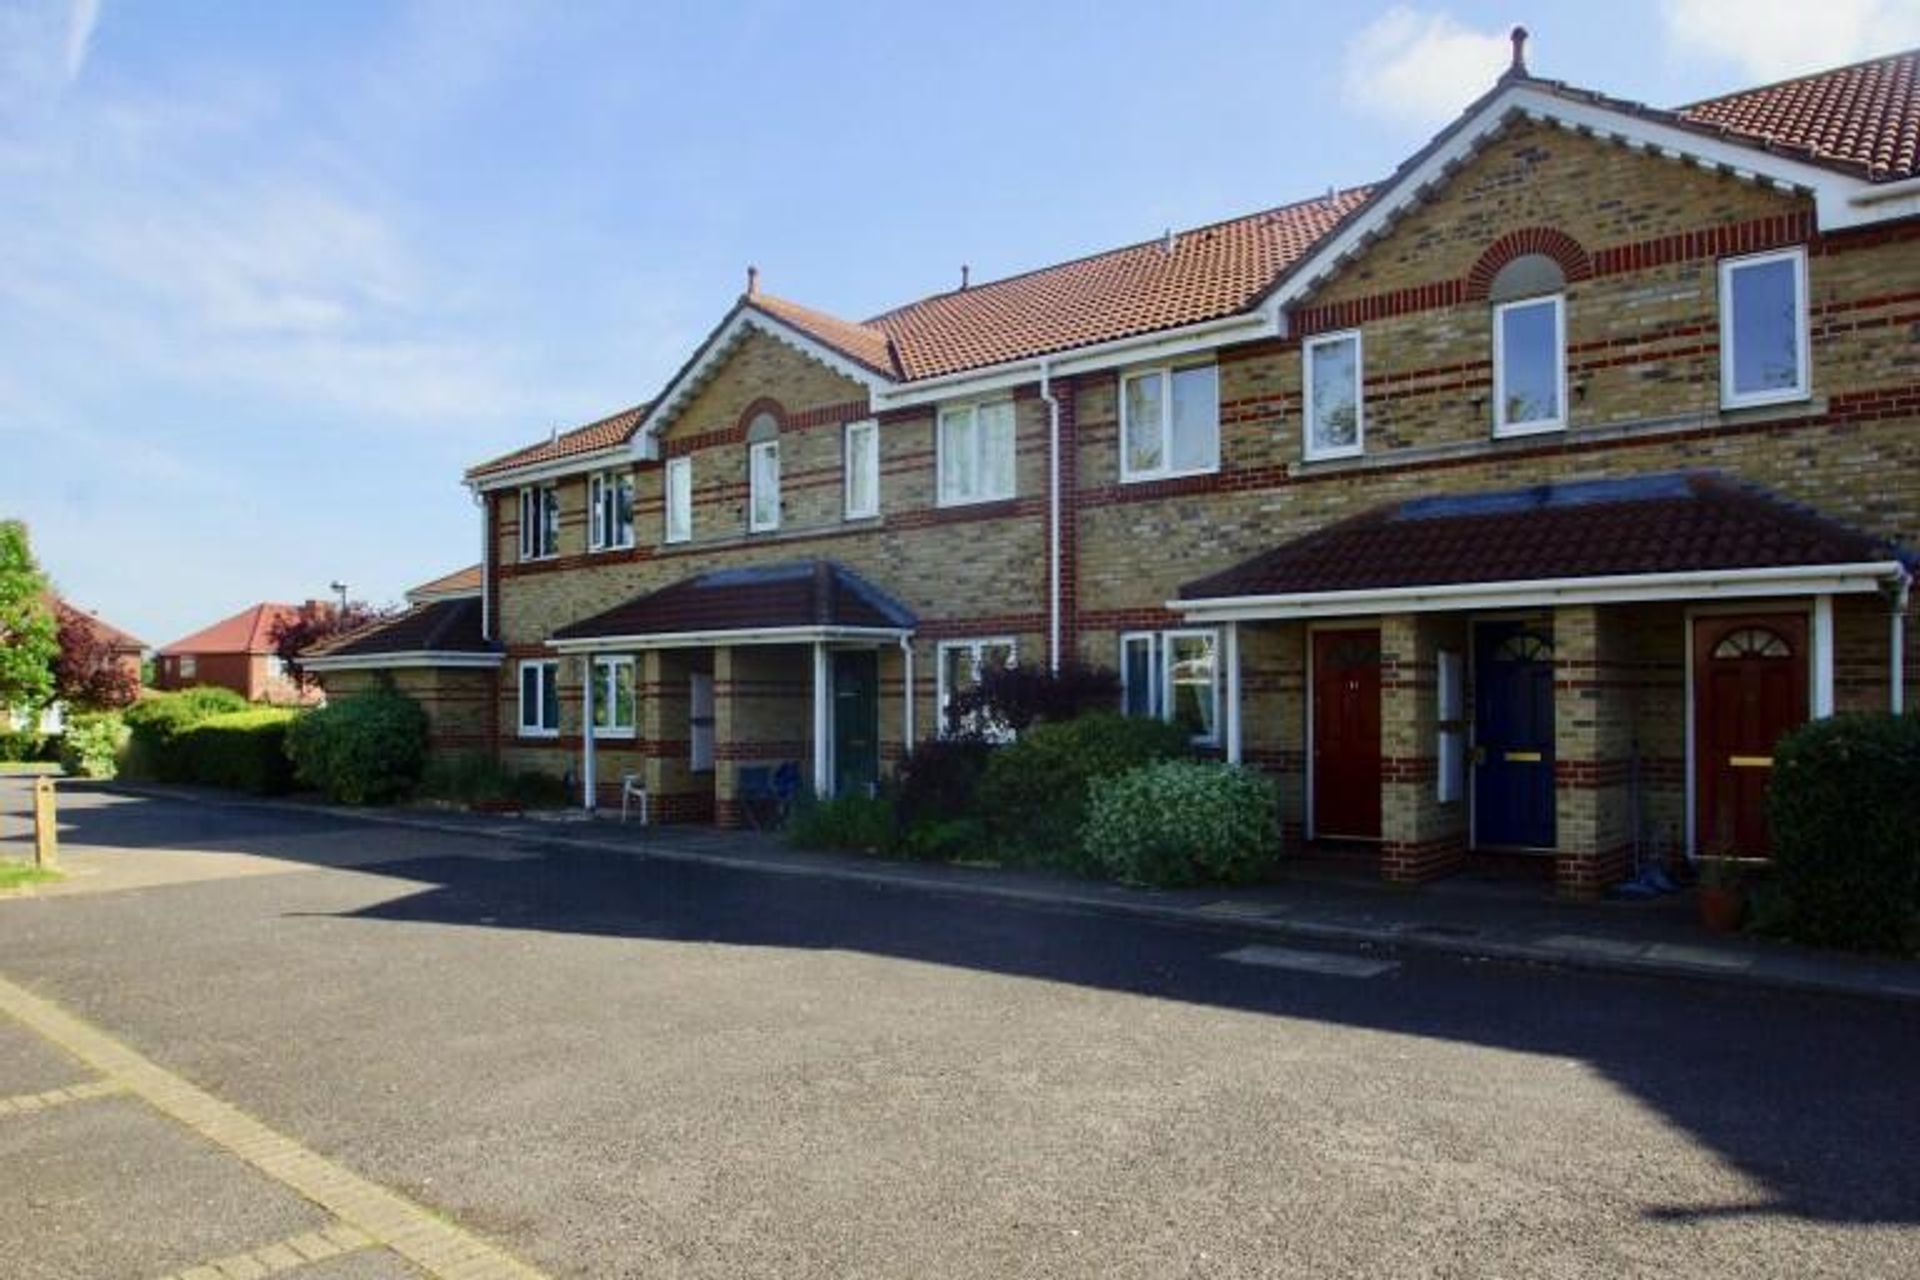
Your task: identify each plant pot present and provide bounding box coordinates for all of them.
[1699,885,1746,933]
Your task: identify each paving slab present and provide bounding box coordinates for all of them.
[0,1094,329,1280]
[290,1251,428,1279]
[0,1015,91,1095]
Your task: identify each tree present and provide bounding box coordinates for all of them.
[0,522,57,714]
[52,605,142,710]
[270,599,394,690]
[943,661,1121,736]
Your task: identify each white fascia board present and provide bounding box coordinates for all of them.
[303,651,505,672]
[463,445,632,495]
[1170,562,1907,623]
[548,624,911,654]
[872,312,1272,411]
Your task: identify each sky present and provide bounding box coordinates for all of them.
[3,0,1918,648]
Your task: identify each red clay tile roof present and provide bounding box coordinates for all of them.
[307,598,494,659]
[747,294,899,377]
[466,404,649,481]
[50,598,146,653]
[553,561,916,641]
[1181,473,1912,601]
[1678,48,1919,182]
[160,603,301,657]
[406,565,483,603]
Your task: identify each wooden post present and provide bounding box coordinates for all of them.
[32,776,57,870]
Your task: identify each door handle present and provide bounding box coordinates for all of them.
[1728,755,1773,768]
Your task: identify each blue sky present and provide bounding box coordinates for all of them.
[4,0,1918,647]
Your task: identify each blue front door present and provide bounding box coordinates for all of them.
[1473,622,1556,849]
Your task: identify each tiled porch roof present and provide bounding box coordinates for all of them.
[1181,473,1913,602]
[552,560,917,642]
[305,598,495,659]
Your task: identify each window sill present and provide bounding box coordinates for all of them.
[516,729,560,740]
[1722,388,1811,413]
[1120,465,1218,486]
[1303,446,1362,465]
[587,542,636,555]
[1491,419,1565,440]
[590,729,637,741]
[936,492,1017,510]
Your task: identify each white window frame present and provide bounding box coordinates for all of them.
[844,418,880,520]
[935,637,1017,739]
[1492,294,1567,438]
[664,456,692,545]
[518,484,560,560]
[517,660,560,738]
[748,438,781,533]
[1119,363,1220,483]
[1302,330,1364,461]
[1118,629,1221,746]
[178,655,197,680]
[590,655,636,738]
[588,469,635,552]
[1719,246,1811,410]
[936,400,1016,507]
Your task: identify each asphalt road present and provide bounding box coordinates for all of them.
[2,784,1918,1278]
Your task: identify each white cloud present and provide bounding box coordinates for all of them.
[64,0,99,80]
[1342,7,1514,131]
[1662,0,1920,82]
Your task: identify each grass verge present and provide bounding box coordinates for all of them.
[0,861,62,892]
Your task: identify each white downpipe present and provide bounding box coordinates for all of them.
[1812,594,1835,718]
[1892,576,1911,714]
[475,489,491,642]
[812,641,831,796]
[1223,621,1243,765]
[1039,359,1062,672]
[581,654,597,811]
[899,635,916,749]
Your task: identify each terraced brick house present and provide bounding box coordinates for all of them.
[315,42,1920,895]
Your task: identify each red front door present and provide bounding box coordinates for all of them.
[1694,615,1808,858]
[1313,629,1382,840]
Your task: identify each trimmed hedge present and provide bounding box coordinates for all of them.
[122,688,250,780]
[60,711,129,779]
[0,728,46,762]
[285,687,429,805]
[1767,713,1920,953]
[176,709,299,795]
[1083,760,1281,887]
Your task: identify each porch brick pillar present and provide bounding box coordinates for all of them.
[1552,605,1634,898]
[713,646,741,829]
[1379,613,1468,884]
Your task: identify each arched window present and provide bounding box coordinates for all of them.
[1491,632,1553,663]
[1490,253,1568,439]
[746,411,781,532]
[1711,626,1792,660]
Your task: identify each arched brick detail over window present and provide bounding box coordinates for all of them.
[735,397,787,440]
[1465,227,1593,301]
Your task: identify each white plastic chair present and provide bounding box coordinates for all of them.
[620,772,649,825]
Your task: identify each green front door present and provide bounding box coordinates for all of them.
[832,650,879,797]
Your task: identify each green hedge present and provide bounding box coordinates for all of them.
[787,792,896,854]
[285,687,429,805]
[60,711,129,779]
[122,688,250,780]
[1083,760,1281,887]
[1767,713,1920,953]
[176,709,299,795]
[0,728,46,763]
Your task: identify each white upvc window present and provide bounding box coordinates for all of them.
[664,456,692,545]
[844,419,880,519]
[1492,294,1566,437]
[518,483,560,560]
[590,655,636,737]
[1303,330,1364,460]
[518,660,560,737]
[588,469,635,551]
[749,439,781,532]
[1720,247,1810,409]
[937,400,1016,505]
[1119,629,1220,745]
[178,655,197,679]
[936,637,1017,739]
[1120,363,1219,481]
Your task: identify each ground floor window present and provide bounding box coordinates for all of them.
[937,637,1016,739]
[591,656,636,737]
[518,660,560,737]
[1120,629,1219,744]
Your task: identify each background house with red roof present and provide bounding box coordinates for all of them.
[4,597,148,736]
[156,603,317,704]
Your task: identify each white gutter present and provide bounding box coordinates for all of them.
[302,651,506,673]
[1171,562,1908,623]
[548,624,913,655]
[463,444,632,496]
[1850,174,1920,207]
[1039,358,1062,672]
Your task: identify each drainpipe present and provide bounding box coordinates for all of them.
[581,654,597,811]
[898,634,916,749]
[1893,572,1911,714]
[474,488,491,642]
[1038,359,1062,672]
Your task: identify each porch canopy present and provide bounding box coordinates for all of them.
[301,597,501,671]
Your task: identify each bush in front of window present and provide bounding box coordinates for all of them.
[976,712,1192,872]
[892,738,994,830]
[1082,760,1281,888]
[175,708,301,795]
[59,710,130,779]
[942,661,1121,736]
[122,687,251,780]
[1765,713,1920,954]
[786,792,897,855]
[285,687,429,805]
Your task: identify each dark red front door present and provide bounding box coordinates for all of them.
[1694,615,1808,858]
[1313,629,1382,840]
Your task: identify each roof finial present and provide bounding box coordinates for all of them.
[960,263,970,290]
[746,264,759,297]
[1508,25,1529,77]
[1163,227,1175,255]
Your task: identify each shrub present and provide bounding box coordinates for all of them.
[942,661,1121,736]
[787,792,896,854]
[122,688,250,780]
[976,713,1192,871]
[177,708,300,795]
[285,688,429,805]
[419,753,569,809]
[60,711,129,779]
[1083,760,1281,888]
[895,816,991,862]
[892,738,994,828]
[1767,713,1920,953]
[0,728,45,763]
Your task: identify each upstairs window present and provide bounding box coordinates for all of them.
[1720,247,1809,408]
[588,470,634,551]
[518,484,560,560]
[1121,364,1218,481]
[1492,295,1565,437]
[1303,331,1363,460]
[749,440,781,532]
[518,660,560,737]
[938,401,1016,505]
[844,419,880,519]
[664,457,692,545]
